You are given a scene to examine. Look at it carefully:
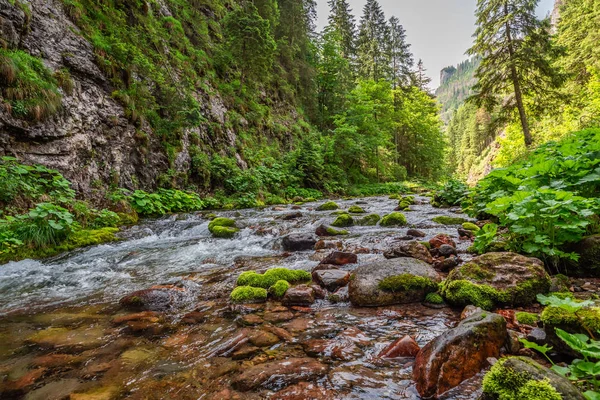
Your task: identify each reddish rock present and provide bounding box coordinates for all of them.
[32,354,81,369]
[378,335,420,358]
[460,305,482,320]
[407,229,426,238]
[384,241,433,264]
[263,311,294,323]
[119,285,186,311]
[271,382,339,400]
[413,311,507,398]
[247,329,280,347]
[2,368,46,395]
[310,284,327,299]
[237,314,264,326]
[312,269,351,292]
[263,325,294,342]
[112,311,162,325]
[429,234,456,249]
[231,358,329,391]
[315,240,343,250]
[341,327,371,347]
[232,345,261,360]
[435,255,460,272]
[282,285,315,306]
[180,311,208,324]
[320,251,358,266]
[206,331,249,357]
[303,338,363,361]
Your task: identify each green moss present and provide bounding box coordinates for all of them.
[425,292,444,304]
[482,358,561,400]
[440,279,502,310]
[462,222,480,232]
[236,268,311,289]
[420,241,432,249]
[316,201,339,211]
[432,216,468,225]
[379,274,437,293]
[230,286,268,303]
[325,226,349,235]
[461,262,496,281]
[332,214,354,227]
[515,312,539,325]
[269,280,290,298]
[331,210,349,215]
[380,212,407,227]
[348,205,366,213]
[540,305,600,333]
[357,214,381,226]
[208,217,239,238]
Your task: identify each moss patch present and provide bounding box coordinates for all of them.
[380,212,407,227]
[462,222,480,232]
[357,214,381,226]
[379,274,437,293]
[516,312,539,325]
[540,305,600,333]
[332,214,354,227]
[440,279,503,310]
[208,217,239,238]
[482,358,562,400]
[269,280,290,298]
[317,201,339,211]
[348,205,366,214]
[425,292,444,304]
[325,226,349,235]
[237,268,311,289]
[432,216,468,225]
[230,286,268,303]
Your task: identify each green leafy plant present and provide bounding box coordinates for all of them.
[432,180,469,207]
[519,338,554,364]
[472,223,498,254]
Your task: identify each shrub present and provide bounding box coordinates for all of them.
[432,180,468,207]
[10,203,75,248]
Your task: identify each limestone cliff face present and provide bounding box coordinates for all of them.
[0,0,282,197]
[551,0,565,33]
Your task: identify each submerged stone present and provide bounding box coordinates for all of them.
[231,358,329,391]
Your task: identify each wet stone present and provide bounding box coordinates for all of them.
[407,229,426,238]
[438,244,458,257]
[319,251,358,266]
[247,329,280,347]
[282,234,317,252]
[119,285,187,311]
[263,311,294,323]
[271,382,338,400]
[378,335,420,358]
[282,285,315,306]
[232,345,261,360]
[303,338,363,361]
[237,314,264,326]
[429,234,457,249]
[312,270,351,292]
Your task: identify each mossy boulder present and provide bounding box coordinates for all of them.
[515,312,539,325]
[380,212,407,227]
[316,201,339,211]
[236,268,311,289]
[383,241,433,264]
[569,234,600,277]
[208,217,239,238]
[432,216,468,225]
[413,311,508,398]
[230,286,268,303]
[540,305,600,335]
[348,205,366,214]
[348,258,440,306]
[315,224,349,236]
[356,214,381,226]
[482,357,584,400]
[462,222,480,232]
[331,213,354,227]
[440,252,551,310]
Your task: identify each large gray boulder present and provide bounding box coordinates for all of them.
[348,258,440,306]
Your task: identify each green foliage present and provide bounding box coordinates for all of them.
[0,49,62,121]
[553,328,600,397]
[435,58,480,123]
[269,280,290,298]
[537,293,594,313]
[236,268,311,289]
[378,274,437,293]
[380,212,407,227]
[331,214,353,227]
[519,338,554,364]
[432,180,468,207]
[230,286,268,303]
[482,358,562,400]
[129,189,205,216]
[6,203,74,248]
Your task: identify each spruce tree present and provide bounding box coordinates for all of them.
[356,0,389,81]
[468,0,564,146]
[387,17,414,89]
[415,59,432,91]
[327,0,357,60]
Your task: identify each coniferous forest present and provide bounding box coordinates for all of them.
[1,0,600,399]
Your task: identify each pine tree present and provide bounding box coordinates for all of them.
[356,0,389,81]
[468,0,564,147]
[327,0,356,60]
[415,59,432,91]
[387,17,414,89]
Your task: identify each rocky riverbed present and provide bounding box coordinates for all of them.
[0,196,579,399]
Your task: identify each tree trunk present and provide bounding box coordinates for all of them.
[504,2,533,147]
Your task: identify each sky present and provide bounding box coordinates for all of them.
[315,0,556,89]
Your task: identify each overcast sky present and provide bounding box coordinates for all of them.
[315,0,556,88]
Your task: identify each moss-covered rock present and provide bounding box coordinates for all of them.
[331,214,354,227]
[269,280,290,298]
[380,212,407,227]
[208,217,239,238]
[315,224,349,236]
[432,216,468,225]
[230,286,268,303]
[462,222,480,232]
[356,214,381,226]
[236,268,311,289]
[425,292,444,304]
[569,234,600,277]
[515,312,539,325]
[482,357,584,400]
[348,205,366,214]
[440,252,551,310]
[316,201,339,211]
[379,274,438,293]
[540,305,600,334]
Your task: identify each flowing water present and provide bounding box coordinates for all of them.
[0,196,483,399]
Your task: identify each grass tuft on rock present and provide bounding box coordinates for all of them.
[380,212,407,227]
